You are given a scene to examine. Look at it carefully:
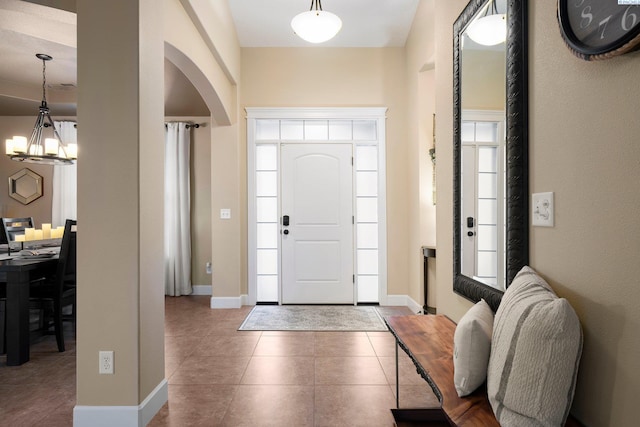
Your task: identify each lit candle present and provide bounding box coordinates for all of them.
[29,144,43,156]
[66,143,78,159]
[45,138,58,156]
[13,136,27,153]
[34,229,43,240]
[24,228,35,241]
[42,223,52,239]
[15,234,25,242]
[5,138,14,154]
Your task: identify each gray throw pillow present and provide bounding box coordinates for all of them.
[487,266,582,427]
[453,299,494,397]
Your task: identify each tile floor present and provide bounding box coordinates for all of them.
[0,296,439,426]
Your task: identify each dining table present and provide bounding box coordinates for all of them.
[1,251,58,366]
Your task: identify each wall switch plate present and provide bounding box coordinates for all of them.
[220,208,231,219]
[99,351,114,374]
[532,192,554,227]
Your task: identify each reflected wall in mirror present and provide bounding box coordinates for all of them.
[453,0,528,312]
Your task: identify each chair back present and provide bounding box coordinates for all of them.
[56,219,77,293]
[0,217,34,244]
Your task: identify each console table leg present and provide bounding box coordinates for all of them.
[395,339,400,409]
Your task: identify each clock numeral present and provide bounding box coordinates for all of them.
[573,0,586,7]
[580,5,593,29]
[599,15,612,39]
[622,7,638,32]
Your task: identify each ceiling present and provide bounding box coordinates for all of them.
[0,0,419,117]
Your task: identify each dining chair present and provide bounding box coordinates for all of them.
[29,219,77,352]
[1,217,34,255]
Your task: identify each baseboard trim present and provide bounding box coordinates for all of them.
[73,379,168,427]
[385,294,423,314]
[210,296,240,309]
[191,285,212,296]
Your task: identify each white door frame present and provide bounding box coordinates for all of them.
[246,107,388,305]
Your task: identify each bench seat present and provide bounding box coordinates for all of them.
[386,314,582,427]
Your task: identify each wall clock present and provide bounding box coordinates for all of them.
[558,1,640,60]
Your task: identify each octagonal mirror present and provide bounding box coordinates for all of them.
[9,168,43,205]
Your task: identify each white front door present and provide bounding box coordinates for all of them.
[281,143,354,304]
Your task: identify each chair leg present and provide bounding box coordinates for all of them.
[0,300,5,355]
[53,300,65,352]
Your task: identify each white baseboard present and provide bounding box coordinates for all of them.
[191,285,211,295]
[210,296,239,309]
[73,379,168,427]
[385,294,423,314]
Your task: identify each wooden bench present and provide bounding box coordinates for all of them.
[385,315,582,426]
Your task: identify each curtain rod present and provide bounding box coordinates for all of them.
[164,122,202,129]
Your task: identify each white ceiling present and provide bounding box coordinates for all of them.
[0,0,420,116]
[229,0,420,47]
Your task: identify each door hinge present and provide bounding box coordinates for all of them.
[351,156,354,166]
[353,274,355,283]
[352,216,355,224]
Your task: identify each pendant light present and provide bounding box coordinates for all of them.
[291,0,342,44]
[466,0,507,46]
[5,54,77,165]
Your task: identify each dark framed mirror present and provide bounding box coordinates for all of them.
[453,0,528,312]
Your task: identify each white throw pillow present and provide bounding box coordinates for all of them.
[488,266,583,427]
[453,299,494,397]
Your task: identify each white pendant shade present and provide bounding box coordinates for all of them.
[466,14,507,46]
[291,10,342,44]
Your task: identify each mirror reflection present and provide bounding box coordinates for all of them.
[460,0,506,290]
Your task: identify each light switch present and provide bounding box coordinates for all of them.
[532,192,554,227]
[220,208,231,219]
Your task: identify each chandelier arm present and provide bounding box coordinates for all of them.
[45,111,68,157]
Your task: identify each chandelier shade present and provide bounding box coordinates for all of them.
[466,13,507,46]
[466,0,506,46]
[5,54,77,165]
[291,0,342,44]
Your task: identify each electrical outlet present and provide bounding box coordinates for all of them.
[99,351,114,374]
[206,262,212,274]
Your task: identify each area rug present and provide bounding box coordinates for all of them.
[238,305,388,332]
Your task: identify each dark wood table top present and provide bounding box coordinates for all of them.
[386,315,500,427]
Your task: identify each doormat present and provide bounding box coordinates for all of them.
[238,305,388,332]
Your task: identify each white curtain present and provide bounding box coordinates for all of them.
[52,121,77,227]
[165,122,192,296]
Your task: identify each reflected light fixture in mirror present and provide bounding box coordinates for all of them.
[291,0,342,44]
[5,54,77,165]
[466,0,506,46]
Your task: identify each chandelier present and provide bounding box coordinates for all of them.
[291,0,342,44]
[466,0,506,46]
[5,54,77,165]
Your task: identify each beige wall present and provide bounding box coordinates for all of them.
[76,0,165,407]
[529,3,640,425]
[239,47,411,297]
[404,0,437,310]
[0,117,56,226]
[461,49,505,111]
[426,1,639,425]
